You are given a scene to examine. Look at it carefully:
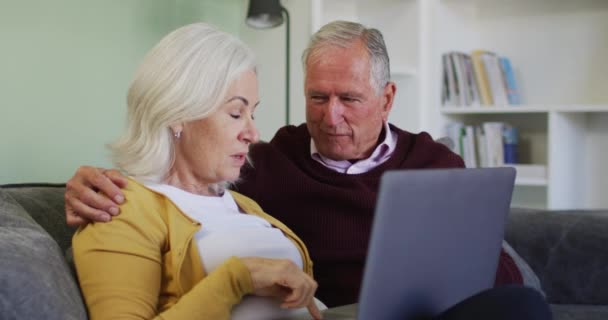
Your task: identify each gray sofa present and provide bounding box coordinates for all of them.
[1,184,607,320]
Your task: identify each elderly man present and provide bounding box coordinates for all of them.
[65,21,550,319]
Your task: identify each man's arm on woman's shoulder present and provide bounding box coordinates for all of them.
[65,166,128,226]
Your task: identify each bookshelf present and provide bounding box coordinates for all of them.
[310,0,608,210]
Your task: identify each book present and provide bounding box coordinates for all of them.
[463,54,480,107]
[450,53,465,106]
[481,52,509,106]
[482,122,505,167]
[445,122,464,157]
[442,53,457,106]
[471,50,493,106]
[503,125,518,164]
[499,57,521,105]
[463,125,478,168]
[441,54,449,105]
[475,125,488,167]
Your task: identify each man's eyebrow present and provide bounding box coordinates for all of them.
[340,91,363,98]
[306,90,362,97]
[307,90,326,96]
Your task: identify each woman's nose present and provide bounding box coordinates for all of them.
[242,117,259,144]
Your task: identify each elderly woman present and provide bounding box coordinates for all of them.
[72,23,322,320]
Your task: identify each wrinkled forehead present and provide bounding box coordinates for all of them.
[306,40,370,69]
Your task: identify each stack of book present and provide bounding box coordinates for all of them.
[445,122,518,169]
[445,122,547,184]
[441,50,520,107]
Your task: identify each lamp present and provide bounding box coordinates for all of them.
[246,0,290,125]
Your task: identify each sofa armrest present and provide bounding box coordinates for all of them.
[2,185,75,253]
[0,188,87,319]
[505,208,608,305]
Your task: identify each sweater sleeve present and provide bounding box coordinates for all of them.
[158,257,253,320]
[494,248,524,287]
[72,189,253,320]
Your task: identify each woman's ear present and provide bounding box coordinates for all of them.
[170,123,184,139]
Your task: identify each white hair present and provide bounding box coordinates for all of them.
[108,23,256,183]
[302,20,390,95]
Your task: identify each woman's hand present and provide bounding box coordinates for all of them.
[240,257,322,319]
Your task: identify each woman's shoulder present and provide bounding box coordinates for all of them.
[117,178,161,209]
[73,178,170,252]
[81,178,170,233]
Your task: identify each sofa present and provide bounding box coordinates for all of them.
[1,184,607,320]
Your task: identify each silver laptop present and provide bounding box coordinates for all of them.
[318,167,516,320]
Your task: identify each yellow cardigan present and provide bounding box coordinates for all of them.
[73,178,313,320]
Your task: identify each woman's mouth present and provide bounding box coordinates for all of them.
[231,154,247,165]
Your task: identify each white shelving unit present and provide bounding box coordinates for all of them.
[310,0,608,210]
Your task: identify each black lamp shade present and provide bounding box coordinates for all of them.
[246,0,284,29]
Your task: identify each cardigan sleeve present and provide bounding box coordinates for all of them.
[72,187,253,320]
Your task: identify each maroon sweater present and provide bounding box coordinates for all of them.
[235,124,522,307]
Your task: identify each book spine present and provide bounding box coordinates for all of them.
[482,122,505,167]
[464,54,480,107]
[443,53,457,106]
[499,57,521,105]
[503,125,518,164]
[482,53,509,106]
[471,50,493,106]
[450,53,464,106]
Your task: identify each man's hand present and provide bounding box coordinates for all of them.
[65,166,128,226]
[241,257,322,319]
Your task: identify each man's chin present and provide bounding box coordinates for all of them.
[317,147,352,162]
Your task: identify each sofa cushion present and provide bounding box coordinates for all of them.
[551,304,608,320]
[507,208,608,305]
[0,189,87,320]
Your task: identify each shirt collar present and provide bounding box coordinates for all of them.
[310,121,396,167]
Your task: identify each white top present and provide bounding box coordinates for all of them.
[145,183,309,320]
[310,121,398,174]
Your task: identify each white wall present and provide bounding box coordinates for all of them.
[0,0,245,183]
[238,0,312,141]
[0,0,174,183]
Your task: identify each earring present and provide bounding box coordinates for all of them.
[174,131,181,139]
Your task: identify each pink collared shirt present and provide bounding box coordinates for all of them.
[310,122,398,174]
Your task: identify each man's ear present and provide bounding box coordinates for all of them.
[381,82,397,122]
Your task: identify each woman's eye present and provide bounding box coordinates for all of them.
[230,114,241,119]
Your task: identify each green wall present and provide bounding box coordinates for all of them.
[0,0,242,183]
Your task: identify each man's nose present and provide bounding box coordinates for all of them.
[323,97,343,126]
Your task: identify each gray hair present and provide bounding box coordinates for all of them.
[108,23,256,183]
[302,20,390,94]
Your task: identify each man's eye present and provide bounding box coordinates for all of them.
[230,114,241,119]
[311,96,326,102]
[342,97,357,103]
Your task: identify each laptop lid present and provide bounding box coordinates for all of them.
[356,167,516,319]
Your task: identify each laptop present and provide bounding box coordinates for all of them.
[311,167,516,320]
